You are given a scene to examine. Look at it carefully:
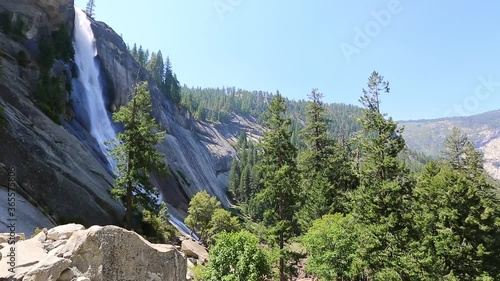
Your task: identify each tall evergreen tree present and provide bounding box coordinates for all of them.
[85,0,95,18]
[350,71,416,278]
[257,92,300,281]
[154,50,165,84]
[108,82,168,229]
[297,89,357,231]
[413,154,500,279]
[137,45,145,66]
[131,43,138,60]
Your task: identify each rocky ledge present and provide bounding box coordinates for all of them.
[0,224,187,281]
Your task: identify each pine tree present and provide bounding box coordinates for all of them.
[137,45,145,66]
[444,127,483,179]
[154,50,165,84]
[228,159,241,199]
[86,0,95,18]
[350,71,416,278]
[131,43,138,60]
[163,56,173,97]
[108,82,168,229]
[257,92,300,281]
[413,157,500,280]
[297,89,357,231]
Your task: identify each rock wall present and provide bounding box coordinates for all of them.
[0,0,124,234]
[90,20,264,211]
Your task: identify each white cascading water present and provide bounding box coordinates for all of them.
[73,7,116,169]
[72,7,197,239]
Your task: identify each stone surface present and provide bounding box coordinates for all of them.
[57,225,186,281]
[0,224,187,281]
[0,233,25,244]
[91,20,264,213]
[181,240,208,263]
[22,255,71,281]
[0,0,124,233]
[0,235,47,280]
[46,224,85,241]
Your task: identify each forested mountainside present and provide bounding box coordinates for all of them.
[180,85,500,179]
[401,110,500,180]
[1,0,500,280]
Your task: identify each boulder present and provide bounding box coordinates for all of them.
[0,233,26,244]
[181,240,208,263]
[0,236,47,280]
[22,255,71,281]
[57,225,186,281]
[46,224,85,241]
[0,224,187,280]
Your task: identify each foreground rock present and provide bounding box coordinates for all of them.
[181,239,209,264]
[0,224,187,281]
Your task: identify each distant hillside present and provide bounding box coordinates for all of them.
[401,110,500,180]
[181,87,500,179]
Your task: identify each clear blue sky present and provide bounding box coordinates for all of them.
[75,0,500,120]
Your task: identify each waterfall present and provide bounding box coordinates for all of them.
[71,7,197,239]
[73,7,116,170]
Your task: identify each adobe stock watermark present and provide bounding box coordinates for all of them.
[339,0,405,63]
[444,74,500,117]
[213,0,243,20]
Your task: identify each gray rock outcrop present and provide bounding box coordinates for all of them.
[0,224,187,281]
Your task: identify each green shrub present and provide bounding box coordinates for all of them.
[36,71,64,124]
[17,50,29,67]
[141,203,177,243]
[52,23,74,63]
[39,39,55,70]
[31,227,42,238]
[203,231,272,281]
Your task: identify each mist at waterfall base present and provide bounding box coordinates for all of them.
[71,7,196,239]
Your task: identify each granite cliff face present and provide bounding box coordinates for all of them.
[89,19,263,212]
[401,110,500,180]
[0,0,124,235]
[0,0,262,235]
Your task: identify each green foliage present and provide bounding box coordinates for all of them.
[30,227,43,238]
[140,203,177,243]
[206,208,241,245]
[203,231,272,281]
[410,133,500,280]
[297,89,358,231]
[108,82,168,229]
[129,46,181,103]
[39,38,56,70]
[257,93,300,280]
[181,86,363,135]
[302,214,363,280]
[185,191,241,245]
[348,72,417,278]
[86,0,96,18]
[52,23,74,63]
[185,191,221,242]
[36,71,64,124]
[191,71,500,281]
[17,50,29,67]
